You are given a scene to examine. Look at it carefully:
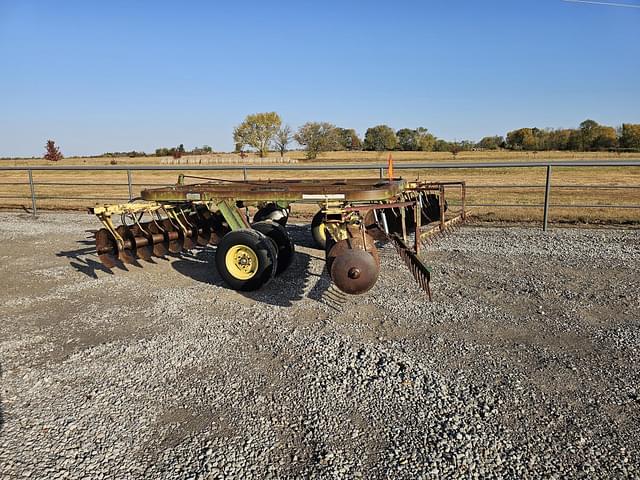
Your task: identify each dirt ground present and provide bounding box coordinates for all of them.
[0,213,639,478]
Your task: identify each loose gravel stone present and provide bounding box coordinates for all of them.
[0,212,638,478]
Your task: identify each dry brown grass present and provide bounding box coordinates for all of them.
[1,151,639,225]
[2,148,639,167]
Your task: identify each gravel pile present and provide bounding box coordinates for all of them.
[0,212,638,478]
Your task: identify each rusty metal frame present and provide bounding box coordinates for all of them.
[140,178,407,204]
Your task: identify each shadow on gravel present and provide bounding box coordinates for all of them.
[171,248,225,287]
[171,224,334,306]
[57,230,115,279]
[285,224,318,249]
[57,224,334,307]
[172,247,325,307]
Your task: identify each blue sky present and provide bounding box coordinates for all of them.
[1,0,639,157]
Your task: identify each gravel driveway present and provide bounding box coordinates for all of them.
[0,212,639,479]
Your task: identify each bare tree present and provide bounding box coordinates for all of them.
[273,125,292,158]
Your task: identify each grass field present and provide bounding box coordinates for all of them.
[1,150,639,225]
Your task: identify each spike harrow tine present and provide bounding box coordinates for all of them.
[386,233,432,299]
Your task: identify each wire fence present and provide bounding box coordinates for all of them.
[1,159,639,230]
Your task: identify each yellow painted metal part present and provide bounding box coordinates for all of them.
[325,221,349,242]
[225,245,259,280]
[313,222,328,244]
[91,201,163,216]
[92,202,168,250]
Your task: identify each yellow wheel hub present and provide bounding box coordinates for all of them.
[313,222,327,242]
[225,245,259,280]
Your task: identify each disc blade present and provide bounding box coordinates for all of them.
[329,249,380,295]
[95,228,119,269]
[129,223,153,261]
[148,222,168,257]
[161,219,183,253]
[115,225,139,265]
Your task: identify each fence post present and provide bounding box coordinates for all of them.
[379,167,383,179]
[243,167,248,181]
[28,169,37,216]
[127,170,133,200]
[543,165,552,231]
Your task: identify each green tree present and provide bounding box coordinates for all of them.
[620,124,640,150]
[335,128,362,151]
[567,129,583,151]
[433,139,451,152]
[233,112,282,157]
[416,128,435,151]
[476,135,504,150]
[363,125,397,151]
[579,119,599,150]
[294,122,340,159]
[273,125,292,158]
[533,128,552,150]
[506,128,537,150]
[396,128,419,151]
[192,145,213,154]
[592,126,617,150]
[547,129,574,150]
[395,127,434,151]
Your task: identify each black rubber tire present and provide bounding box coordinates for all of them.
[311,210,327,249]
[253,203,288,226]
[215,229,277,291]
[251,220,295,275]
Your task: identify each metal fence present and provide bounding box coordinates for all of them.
[1,159,639,231]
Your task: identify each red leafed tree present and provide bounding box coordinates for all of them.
[44,140,63,162]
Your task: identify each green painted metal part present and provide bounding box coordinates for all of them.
[216,199,247,231]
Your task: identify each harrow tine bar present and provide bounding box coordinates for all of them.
[387,233,432,299]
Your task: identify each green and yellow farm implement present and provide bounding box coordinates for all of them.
[90,176,468,297]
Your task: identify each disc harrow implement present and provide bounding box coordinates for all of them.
[89,176,469,297]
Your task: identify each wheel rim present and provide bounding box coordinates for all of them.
[225,245,259,280]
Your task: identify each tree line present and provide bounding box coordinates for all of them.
[505,121,640,152]
[101,144,214,158]
[39,116,640,162]
[233,112,640,159]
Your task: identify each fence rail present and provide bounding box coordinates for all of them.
[1,159,639,231]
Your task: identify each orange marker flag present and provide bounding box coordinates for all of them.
[387,152,394,180]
